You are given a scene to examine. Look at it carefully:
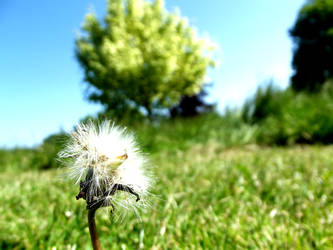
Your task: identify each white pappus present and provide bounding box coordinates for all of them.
[58,120,152,217]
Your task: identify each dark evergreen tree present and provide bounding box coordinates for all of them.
[290,0,333,91]
[169,87,214,118]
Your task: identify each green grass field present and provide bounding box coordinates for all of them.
[1,140,333,249]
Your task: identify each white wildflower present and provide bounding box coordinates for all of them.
[269,209,278,218]
[58,120,152,214]
[65,210,72,218]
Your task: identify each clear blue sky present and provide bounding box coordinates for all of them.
[0,0,305,147]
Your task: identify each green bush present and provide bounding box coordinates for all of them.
[32,133,68,170]
[242,81,288,124]
[0,148,37,172]
[244,82,333,145]
[134,112,257,153]
[0,133,68,172]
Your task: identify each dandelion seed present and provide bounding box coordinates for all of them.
[65,210,72,218]
[160,226,166,236]
[269,209,277,218]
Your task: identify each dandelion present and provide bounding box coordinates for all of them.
[58,120,152,249]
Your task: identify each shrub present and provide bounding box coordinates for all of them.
[244,81,333,145]
[32,133,68,170]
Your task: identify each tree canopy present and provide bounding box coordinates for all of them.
[75,0,215,119]
[289,0,333,91]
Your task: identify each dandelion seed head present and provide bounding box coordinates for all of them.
[58,120,152,214]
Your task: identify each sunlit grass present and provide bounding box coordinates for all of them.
[1,145,333,249]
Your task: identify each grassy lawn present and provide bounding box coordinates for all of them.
[1,144,333,249]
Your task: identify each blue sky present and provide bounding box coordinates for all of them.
[0,0,305,147]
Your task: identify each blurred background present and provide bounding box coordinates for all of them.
[1,0,306,147]
[1,0,333,249]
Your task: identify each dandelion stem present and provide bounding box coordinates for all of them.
[88,209,102,250]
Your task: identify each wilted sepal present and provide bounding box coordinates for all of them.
[76,168,140,212]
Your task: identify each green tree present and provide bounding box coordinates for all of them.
[290,0,333,91]
[75,0,215,119]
